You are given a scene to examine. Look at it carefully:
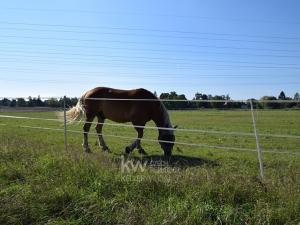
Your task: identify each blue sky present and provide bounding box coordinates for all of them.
[0,0,299,99]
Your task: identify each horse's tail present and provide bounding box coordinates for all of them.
[65,97,86,123]
[57,96,86,123]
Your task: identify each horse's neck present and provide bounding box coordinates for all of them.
[153,103,173,135]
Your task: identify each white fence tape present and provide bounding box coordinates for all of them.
[1,122,300,156]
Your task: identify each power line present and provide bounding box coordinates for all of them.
[2,77,299,87]
[2,26,300,54]
[0,77,112,85]
[0,41,299,58]
[1,58,300,72]
[1,77,300,86]
[1,25,300,43]
[2,50,300,67]
[1,54,300,70]
[1,8,300,25]
[1,67,296,78]
[1,33,300,47]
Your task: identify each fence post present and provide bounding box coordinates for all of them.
[250,100,264,181]
[63,96,68,152]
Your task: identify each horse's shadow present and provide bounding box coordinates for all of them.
[113,153,218,168]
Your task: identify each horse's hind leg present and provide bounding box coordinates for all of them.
[95,115,110,152]
[82,114,95,153]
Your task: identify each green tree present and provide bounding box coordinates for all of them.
[16,98,26,107]
[210,95,226,108]
[278,91,286,100]
[45,98,60,107]
[294,92,300,108]
[0,98,11,106]
[160,92,188,109]
[260,96,278,109]
[194,92,209,108]
[36,96,44,106]
[9,99,17,107]
[27,96,34,107]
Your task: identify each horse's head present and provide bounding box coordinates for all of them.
[158,128,176,158]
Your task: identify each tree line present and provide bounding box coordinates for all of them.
[0,96,78,108]
[158,91,300,109]
[0,91,299,109]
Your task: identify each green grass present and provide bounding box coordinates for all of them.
[0,109,300,225]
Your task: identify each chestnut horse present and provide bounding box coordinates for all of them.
[66,87,176,158]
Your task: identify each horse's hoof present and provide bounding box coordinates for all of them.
[84,148,92,153]
[164,155,171,163]
[138,148,148,155]
[125,146,131,154]
[102,146,110,153]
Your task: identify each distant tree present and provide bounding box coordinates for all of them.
[293,92,300,108]
[61,97,78,108]
[1,98,11,106]
[194,92,203,108]
[9,99,17,107]
[70,97,79,107]
[159,93,169,99]
[202,94,210,108]
[278,91,286,100]
[2,91,298,110]
[194,93,202,100]
[45,98,60,107]
[194,92,209,108]
[224,94,242,109]
[160,92,172,109]
[278,91,294,108]
[177,94,188,109]
[36,96,44,106]
[210,95,226,108]
[260,96,278,109]
[160,92,188,109]
[16,98,26,107]
[27,96,34,107]
[153,91,157,97]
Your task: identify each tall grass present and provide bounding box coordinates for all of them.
[0,110,300,224]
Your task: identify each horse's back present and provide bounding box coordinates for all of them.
[84,87,155,99]
[83,87,160,123]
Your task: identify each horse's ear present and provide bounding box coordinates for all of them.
[173,125,178,129]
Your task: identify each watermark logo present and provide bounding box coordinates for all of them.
[120,155,178,173]
[119,156,181,183]
[120,155,148,173]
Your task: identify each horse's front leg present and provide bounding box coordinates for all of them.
[125,124,147,155]
[125,139,140,154]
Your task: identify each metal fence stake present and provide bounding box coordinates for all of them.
[63,96,68,152]
[250,100,264,181]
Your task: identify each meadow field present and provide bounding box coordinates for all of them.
[0,109,300,225]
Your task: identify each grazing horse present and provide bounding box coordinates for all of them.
[66,87,176,158]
